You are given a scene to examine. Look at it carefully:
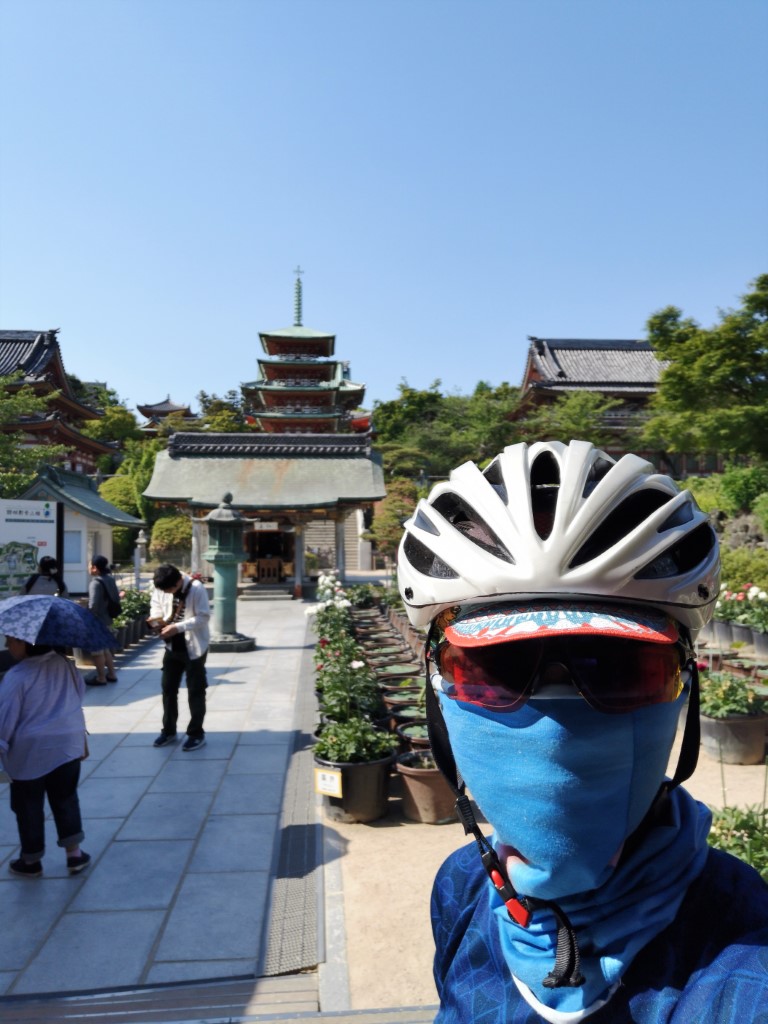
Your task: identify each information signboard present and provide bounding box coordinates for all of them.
[0,499,61,599]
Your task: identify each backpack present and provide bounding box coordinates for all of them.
[99,578,122,619]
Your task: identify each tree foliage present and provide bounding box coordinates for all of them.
[98,475,141,517]
[515,391,641,450]
[0,372,68,497]
[80,404,142,445]
[197,389,250,432]
[642,274,768,459]
[149,514,192,557]
[65,375,123,410]
[372,380,521,479]
[115,438,166,524]
[364,477,418,559]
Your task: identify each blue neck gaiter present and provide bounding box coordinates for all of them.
[438,688,711,1014]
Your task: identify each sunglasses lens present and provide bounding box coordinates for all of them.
[567,641,684,713]
[437,640,542,709]
[437,637,685,714]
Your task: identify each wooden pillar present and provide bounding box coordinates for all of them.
[293,524,305,600]
[335,515,346,581]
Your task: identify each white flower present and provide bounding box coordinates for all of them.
[350,660,365,670]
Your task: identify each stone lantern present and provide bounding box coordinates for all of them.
[202,493,256,651]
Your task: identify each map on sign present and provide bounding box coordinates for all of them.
[0,541,40,599]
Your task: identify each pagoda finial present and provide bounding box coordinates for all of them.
[293,265,304,327]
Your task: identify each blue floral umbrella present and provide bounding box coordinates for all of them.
[0,595,117,650]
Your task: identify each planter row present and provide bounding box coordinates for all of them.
[701,620,768,658]
[315,606,456,826]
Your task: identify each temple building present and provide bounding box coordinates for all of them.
[136,397,199,435]
[0,329,114,473]
[144,275,384,594]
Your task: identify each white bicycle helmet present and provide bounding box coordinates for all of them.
[398,440,720,639]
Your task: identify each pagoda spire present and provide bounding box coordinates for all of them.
[293,266,304,327]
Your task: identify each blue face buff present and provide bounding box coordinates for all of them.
[438,684,711,1014]
[438,688,684,900]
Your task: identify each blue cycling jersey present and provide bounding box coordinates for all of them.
[432,844,768,1023]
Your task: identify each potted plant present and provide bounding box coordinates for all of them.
[396,749,457,825]
[699,670,768,764]
[745,586,768,657]
[314,717,397,823]
[708,804,768,883]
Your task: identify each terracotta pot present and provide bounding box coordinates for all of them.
[396,751,457,824]
[700,713,768,765]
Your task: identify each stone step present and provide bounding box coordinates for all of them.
[0,974,437,1024]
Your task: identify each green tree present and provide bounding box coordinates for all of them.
[65,375,122,410]
[372,380,521,481]
[516,391,638,449]
[80,404,142,445]
[98,475,141,517]
[365,477,418,560]
[197,389,247,432]
[642,274,768,459]
[373,381,444,442]
[0,372,68,497]
[116,438,166,524]
[149,514,192,558]
[156,411,201,438]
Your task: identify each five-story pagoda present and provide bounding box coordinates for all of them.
[241,270,365,433]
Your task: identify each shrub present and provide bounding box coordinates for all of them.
[708,805,768,883]
[149,515,192,557]
[698,671,766,718]
[720,547,768,594]
[753,492,768,535]
[721,465,768,513]
[314,718,395,764]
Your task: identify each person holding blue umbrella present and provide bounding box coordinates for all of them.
[0,636,91,877]
[0,593,114,877]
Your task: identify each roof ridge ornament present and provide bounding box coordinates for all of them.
[293,266,303,327]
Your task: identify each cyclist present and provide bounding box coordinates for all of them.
[398,440,768,1022]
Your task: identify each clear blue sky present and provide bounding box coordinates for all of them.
[1,0,766,418]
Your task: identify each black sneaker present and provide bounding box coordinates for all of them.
[67,852,91,875]
[153,732,177,748]
[9,859,42,878]
[182,735,206,752]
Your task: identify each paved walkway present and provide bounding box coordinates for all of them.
[0,594,321,1002]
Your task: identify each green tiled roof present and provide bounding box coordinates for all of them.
[21,466,145,527]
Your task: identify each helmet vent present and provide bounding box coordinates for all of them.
[403,534,459,579]
[432,493,515,563]
[530,451,560,540]
[635,523,717,580]
[569,490,670,567]
[658,501,695,530]
[413,508,440,536]
[482,459,509,504]
[582,456,615,498]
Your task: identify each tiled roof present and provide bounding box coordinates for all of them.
[527,338,667,388]
[146,434,385,510]
[20,465,145,527]
[136,396,194,417]
[167,432,374,457]
[0,329,63,380]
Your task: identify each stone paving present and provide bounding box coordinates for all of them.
[0,594,310,997]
